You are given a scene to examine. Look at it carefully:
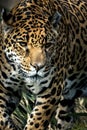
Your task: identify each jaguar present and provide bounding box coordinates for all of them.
[0,0,87,130]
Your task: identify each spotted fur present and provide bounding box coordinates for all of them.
[0,0,87,130]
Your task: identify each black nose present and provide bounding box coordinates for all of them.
[33,64,40,71]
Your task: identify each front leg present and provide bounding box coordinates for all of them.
[0,88,21,130]
[0,112,19,130]
[24,91,61,130]
[55,97,75,130]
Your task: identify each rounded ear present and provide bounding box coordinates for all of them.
[0,9,13,36]
[49,11,62,28]
[2,9,14,26]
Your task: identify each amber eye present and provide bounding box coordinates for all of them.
[19,42,27,47]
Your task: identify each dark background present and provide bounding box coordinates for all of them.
[0,0,21,10]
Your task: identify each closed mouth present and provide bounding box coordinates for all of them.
[19,68,43,79]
